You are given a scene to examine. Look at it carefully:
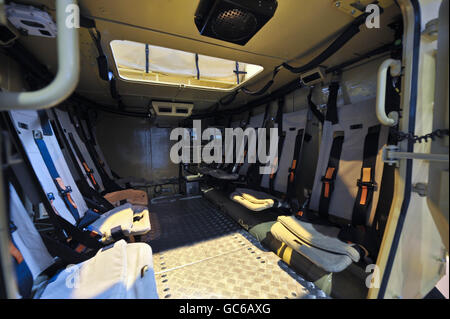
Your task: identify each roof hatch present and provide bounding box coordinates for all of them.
[110,40,264,91]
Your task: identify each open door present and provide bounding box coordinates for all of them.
[427,0,449,253]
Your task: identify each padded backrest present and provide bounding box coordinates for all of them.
[10,183,54,280]
[10,110,89,224]
[260,108,309,193]
[52,109,106,192]
[221,119,243,164]
[309,98,389,226]
[238,113,266,176]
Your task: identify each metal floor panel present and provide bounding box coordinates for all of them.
[145,195,328,299]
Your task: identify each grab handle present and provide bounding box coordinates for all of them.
[0,0,79,110]
[376,58,402,126]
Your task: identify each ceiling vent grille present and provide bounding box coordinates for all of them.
[152,101,193,118]
[194,0,278,46]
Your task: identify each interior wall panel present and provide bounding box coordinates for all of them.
[95,112,178,182]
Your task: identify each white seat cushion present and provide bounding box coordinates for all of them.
[271,216,360,273]
[230,188,278,211]
[39,240,158,299]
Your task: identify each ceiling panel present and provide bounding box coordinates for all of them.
[14,0,401,112]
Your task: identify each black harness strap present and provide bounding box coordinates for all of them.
[234,111,253,173]
[326,82,340,124]
[307,88,325,124]
[269,131,285,194]
[84,110,98,146]
[67,132,100,192]
[318,131,344,219]
[66,109,122,192]
[37,110,53,136]
[49,114,114,212]
[268,98,286,194]
[287,129,305,198]
[352,125,382,226]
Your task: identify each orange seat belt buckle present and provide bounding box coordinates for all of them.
[359,167,371,205]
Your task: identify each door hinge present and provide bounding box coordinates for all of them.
[383,145,449,166]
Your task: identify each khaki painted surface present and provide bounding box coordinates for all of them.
[382,2,447,298]
[427,0,449,251]
[369,0,447,299]
[16,0,400,111]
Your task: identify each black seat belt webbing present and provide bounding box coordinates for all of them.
[49,115,113,211]
[287,129,305,198]
[66,109,122,192]
[325,82,340,125]
[318,132,344,218]
[67,132,100,192]
[37,110,53,136]
[307,89,325,124]
[269,98,285,194]
[352,125,382,226]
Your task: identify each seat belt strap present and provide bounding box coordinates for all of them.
[318,132,344,218]
[269,132,285,194]
[66,109,122,192]
[287,129,305,198]
[68,132,100,191]
[325,82,340,124]
[269,98,285,193]
[352,125,381,226]
[33,130,81,222]
[307,89,325,124]
[37,110,53,136]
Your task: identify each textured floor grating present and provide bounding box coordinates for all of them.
[145,195,328,299]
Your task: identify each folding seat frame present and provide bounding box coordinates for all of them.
[230,107,311,212]
[4,110,151,258]
[8,183,158,299]
[264,81,399,298]
[204,111,266,182]
[51,106,149,207]
[204,98,316,240]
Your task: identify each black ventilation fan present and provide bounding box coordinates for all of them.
[194,0,278,46]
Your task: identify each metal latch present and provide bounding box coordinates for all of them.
[383,145,449,166]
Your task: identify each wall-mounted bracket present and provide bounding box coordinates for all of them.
[383,145,450,166]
